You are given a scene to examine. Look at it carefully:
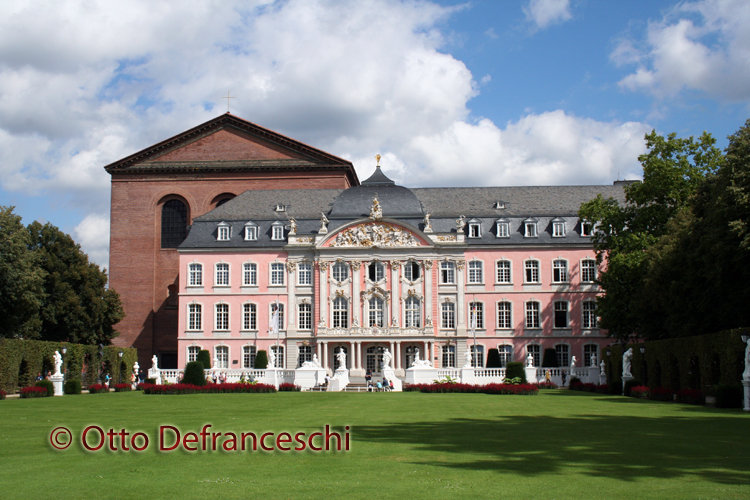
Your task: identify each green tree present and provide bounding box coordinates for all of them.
[27,221,124,344]
[0,206,45,338]
[579,131,723,342]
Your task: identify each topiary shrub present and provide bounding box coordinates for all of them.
[35,380,54,397]
[255,350,269,369]
[196,350,212,370]
[713,384,743,408]
[145,378,156,384]
[505,362,526,383]
[542,348,559,367]
[183,361,208,386]
[486,349,502,368]
[64,380,81,395]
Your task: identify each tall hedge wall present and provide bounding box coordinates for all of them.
[0,339,137,393]
[603,328,746,393]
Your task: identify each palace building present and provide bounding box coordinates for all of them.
[106,113,626,376]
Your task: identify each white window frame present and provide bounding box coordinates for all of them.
[332,296,348,328]
[368,296,385,327]
[552,259,568,283]
[217,222,231,241]
[244,222,258,241]
[524,219,538,238]
[270,262,285,286]
[581,259,597,283]
[215,262,230,287]
[404,261,420,282]
[187,302,202,331]
[496,260,512,284]
[580,220,593,237]
[555,343,570,367]
[469,301,484,330]
[553,301,569,329]
[187,345,201,363]
[297,345,313,367]
[242,262,258,287]
[214,345,229,369]
[468,260,483,284]
[271,222,284,241]
[332,261,349,282]
[242,302,257,331]
[215,303,230,331]
[243,345,257,369]
[497,301,512,329]
[442,345,456,368]
[404,296,421,328]
[297,262,312,286]
[298,302,312,330]
[441,301,456,329]
[270,303,285,331]
[468,221,482,238]
[525,301,541,329]
[368,261,385,282]
[440,261,456,284]
[496,220,510,238]
[526,344,541,367]
[524,260,540,284]
[583,344,599,367]
[188,262,203,287]
[582,300,598,329]
[552,220,566,237]
[470,345,485,368]
[498,344,513,368]
[271,345,284,368]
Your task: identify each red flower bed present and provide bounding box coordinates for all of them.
[569,382,608,393]
[0,389,6,400]
[648,387,675,402]
[405,383,538,395]
[136,383,155,391]
[676,389,705,405]
[20,386,48,398]
[143,383,277,395]
[114,383,132,392]
[278,383,301,392]
[88,384,109,394]
[533,381,558,390]
[630,385,650,398]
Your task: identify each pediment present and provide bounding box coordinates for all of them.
[323,221,429,248]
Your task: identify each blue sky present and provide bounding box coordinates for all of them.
[1,0,748,270]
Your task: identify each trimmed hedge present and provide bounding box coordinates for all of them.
[505,362,527,383]
[714,384,743,408]
[142,383,277,394]
[35,380,54,397]
[255,350,269,369]
[64,380,81,395]
[0,338,136,393]
[196,350,211,370]
[542,348,559,367]
[183,361,208,386]
[486,349,502,368]
[405,383,539,395]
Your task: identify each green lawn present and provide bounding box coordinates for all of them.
[1,390,748,499]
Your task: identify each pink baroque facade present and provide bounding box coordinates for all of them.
[177,164,628,378]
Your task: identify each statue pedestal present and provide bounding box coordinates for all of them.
[382,368,402,392]
[148,368,160,382]
[50,374,64,396]
[743,379,750,412]
[328,368,349,392]
[622,374,634,395]
[524,366,538,384]
[294,367,326,390]
[404,365,437,385]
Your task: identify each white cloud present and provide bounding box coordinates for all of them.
[523,0,572,31]
[613,0,750,100]
[73,213,110,271]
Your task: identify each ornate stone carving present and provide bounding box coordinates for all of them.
[286,261,297,273]
[319,213,329,234]
[389,260,402,270]
[369,194,383,220]
[288,218,297,235]
[455,260,466,271]
[437,235,457,242]
[331,222,419,248]
[423,213,433,233]
[456,215,466,231]
[423,260,433,270]
[349,260,362,271]
[318,261,330,271]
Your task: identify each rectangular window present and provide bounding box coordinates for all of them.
[218,225,230,241]
[188,346,200,363]
[496,222,509,238]
[554,301,569,328]
[441,302,456,329]
[215,303,229,330]
[298,345,313,367]
[498,345,512,368]
[442,345,456,368]
[188,304,202,330]
[245,225,258,241]
[440,262,455,284]
[525,222,537,238]
[584,344,598,366]
[404,297,421,328]
[524,260,540,283]
[553,221,566,237]
[242,303,257,330]
[497,302,512,329]
[469,302,484,329]
[270,263,285,285]
[215,346,228,369]
[271,303,284,331]
[580,220,592,236]
[298,262,312,286]
[188,263,203,287]
[496,261,511,283]
[555,344,570,367]
[271,346,284,368]
[243,263,257,286]
[272,225,284,240]
[215,263,229,286]
[581,260,597,282]
[368,298,384,327]
[583,301,598,328]
[469,223,481,238]
[298,303,312,330]
[471,345,484,368]
[527,344,540,367]
[553,260,568,283]
[468,261,483,284]
[243,346,256,368]
[525,302,540,328]
[332,297,348,328]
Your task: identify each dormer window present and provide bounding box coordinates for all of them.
[524,218,538,238]
[271,221,284,241]
[244,222,258,241]
[217,222,231,241]
[580,220,593,237]
[468,219,482,238]
[552,218,566,238]
[496,219,510,238]
[275,205,286,212]
[494,201,505,209]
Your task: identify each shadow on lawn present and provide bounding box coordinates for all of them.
[353,411,750,484]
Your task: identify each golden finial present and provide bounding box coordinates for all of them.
[375,154,381,166]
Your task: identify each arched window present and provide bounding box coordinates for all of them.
[161,199,188,248]
[366,345,384,373]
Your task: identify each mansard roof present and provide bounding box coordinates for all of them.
[103,113,359,184]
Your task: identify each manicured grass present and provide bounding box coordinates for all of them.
[0,390,748,499]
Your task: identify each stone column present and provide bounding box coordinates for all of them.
[356,341,362,371]
[322,341,329,373]
[351,260,361,327]
[395,341,402,373]
[318,262,329,327]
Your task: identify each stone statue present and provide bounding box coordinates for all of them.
[319,213,329,234]
[590,353,597,367]
[369,194,383,220]
[743,338,750,381]
[456,215,466,232]
[411,348,432,367]
[526,352,534,367]
[213,356,219,370]
[288,218,297,235]
[336,350,347,370]
[267,349,276,369]
[622,348,633,378]
[151,355,159,370]
[570,356,577,369]
[423,213,433,233]
[463,349,473,368]
[53,351,63,376]
[600,360,606,377]
[382,349,393,370]
[133,361,140,375]
[312,354,321,368]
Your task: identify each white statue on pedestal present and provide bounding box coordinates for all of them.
[267,349,276,369]
[570,356,577,369]
[526,352,534,367]
[53,351,63,376]
[151,355,159,370]
[382,349,393,370]
[622,348,633,378]
[133,361,140,375]
[463,349,473,368]
[410,348,431,367]
[336,350,347,370]
[302,354,322,369]
[590,353,597,367]
[319,213,329,234]
[743,339,750,381]
[600,360,606,377]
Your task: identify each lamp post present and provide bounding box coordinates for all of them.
[118,352,123,385]
[639,346,646,385]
